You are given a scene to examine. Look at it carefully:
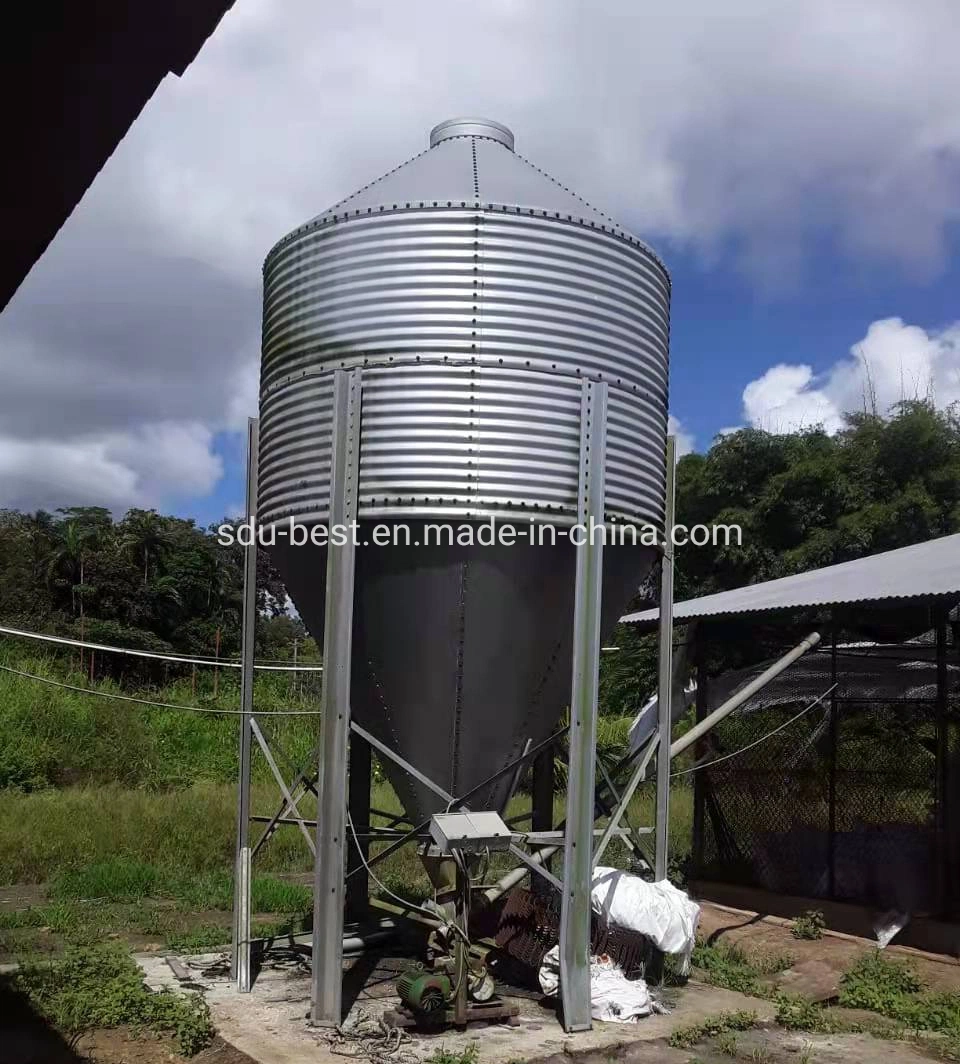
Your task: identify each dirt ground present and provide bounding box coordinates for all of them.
[74,1031,258,1064]
[698,901,960,995]
[5,892,960,1063]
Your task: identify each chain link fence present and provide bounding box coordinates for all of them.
[692,619,959,918]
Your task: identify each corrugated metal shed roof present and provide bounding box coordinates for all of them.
[622,532,960,626]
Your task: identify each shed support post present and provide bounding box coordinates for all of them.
[654,435,677,881]
[691,626,709,876]
[828,610,838,900]
[232,417,259,992]
[311,369,362,1026]
[936,605,949,915]
[559,380,607,1034]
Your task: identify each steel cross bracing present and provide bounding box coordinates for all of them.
[231,373,671,1033]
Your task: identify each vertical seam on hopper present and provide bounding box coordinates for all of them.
[452,559,468,795]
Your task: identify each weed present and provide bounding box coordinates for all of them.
[12,944,213,1055]
[164,925,232,953]
[0,907,48,930]
[775,993,832,1033]
[716,1030,738,1056]
[669,1010,758,1049]
[425,1043,480,1064]
[798,1041,815,1064]
[790,910,826,941]
[52,857,160,901]
[690,940,791,996]
[838,950,923,1011]
[750,1049,771,1062]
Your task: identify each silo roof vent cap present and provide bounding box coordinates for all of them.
[429,117,514,151]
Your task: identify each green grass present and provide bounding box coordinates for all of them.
[838,950,960,1046]
[9,943,214,1055]
[668,1010,759,1049]
[0,783,312,885]
[0,645,695,970]
[49,857,311,913]
[0,651,320,792]
[688,939,794,996]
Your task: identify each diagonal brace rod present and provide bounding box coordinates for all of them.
[250,717,316,856]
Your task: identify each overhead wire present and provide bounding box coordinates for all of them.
[0,622,322,671]
[0,661,323,716]
[345,810,470,945]
[669,683,837,778]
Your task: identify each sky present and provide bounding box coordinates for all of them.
[1,0,958,525]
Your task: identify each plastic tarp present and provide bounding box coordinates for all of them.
[537,871,700,1022]
[591,868,701,973]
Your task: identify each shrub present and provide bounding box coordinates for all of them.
[13,944,213,1056]
[790,910,825,941]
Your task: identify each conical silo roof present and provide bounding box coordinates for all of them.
[274,117,666,268]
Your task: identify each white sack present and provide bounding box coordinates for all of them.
[538,945,658,1023]
[539,944,560,998]
[591,868,700,973]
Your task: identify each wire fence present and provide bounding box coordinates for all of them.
[692,622,960,918]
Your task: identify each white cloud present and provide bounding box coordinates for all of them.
[226,357,261,431]
[3,0,960,509]
[0,422,222,514]
[668,415,695,456]
[741,317,960,433]
[108,0,960,281]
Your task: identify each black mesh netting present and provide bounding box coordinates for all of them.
[693,633,960,917]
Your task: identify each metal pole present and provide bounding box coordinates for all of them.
[531,746,555,896]
[828,611,838,900]
[232,416,259,991]
[559,379,607,1033]
[936,606,949,915]
[691,629,708,877]
[654,436,676,881]
[311,369,361,1026]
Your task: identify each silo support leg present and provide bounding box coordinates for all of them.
[311,370,362,1027]
[560,381,608,1033]
[232,417,259,992]
[654,435,677,881]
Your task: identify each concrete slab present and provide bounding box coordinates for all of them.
[776,958,843,1002]
[135,950,778,1064]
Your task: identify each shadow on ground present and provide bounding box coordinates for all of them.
[0,973,82,1063]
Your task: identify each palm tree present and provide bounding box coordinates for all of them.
[47,521,90,616]
[120,509,172,586]
[148,574,183,628]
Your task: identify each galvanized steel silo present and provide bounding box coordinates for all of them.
[258,118,670,822]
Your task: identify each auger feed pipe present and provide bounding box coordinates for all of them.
[482,631,821,904]
[668,630,820,760]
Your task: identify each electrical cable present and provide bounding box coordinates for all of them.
[345,810,470,945]
[0,661,323,715]
[0,622,322,671]
[670,683,837,778]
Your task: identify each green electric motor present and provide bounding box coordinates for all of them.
[397,968,452,1016]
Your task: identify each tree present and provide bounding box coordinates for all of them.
[119,509,172,586]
